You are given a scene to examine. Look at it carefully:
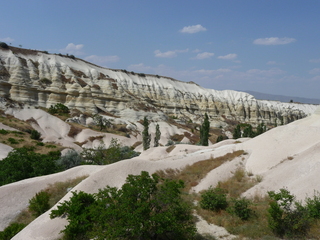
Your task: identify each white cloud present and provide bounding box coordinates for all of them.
[180,24,207,34]
[195,52,214,60]
[154,49,188,58]
[246,68,286,76]
[60,43,84,55]
[85,55,120,65]
[309,68,320,75]
[253,37,296,45]
[0,37,14,43]
[218,53,237,60]
[309,59,320,63]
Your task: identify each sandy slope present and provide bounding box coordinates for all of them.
[1,106,320,239]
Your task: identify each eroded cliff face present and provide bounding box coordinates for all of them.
[0,47,317,126]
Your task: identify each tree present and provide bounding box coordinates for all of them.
[233,124,242,139]
[51,171,196,240]
[0,148,60,186]
[154,123,161,147]
[199,113,210,146]
[142,116,151,150]
[93,114,112,131]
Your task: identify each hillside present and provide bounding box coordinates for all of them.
[1,45,320,239]
[0,46,317,127]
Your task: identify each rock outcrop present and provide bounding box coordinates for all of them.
[0,46,317,126]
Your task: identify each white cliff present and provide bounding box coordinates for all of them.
[0,46,317,126]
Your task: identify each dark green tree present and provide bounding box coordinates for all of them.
[256,123,266,136]
[51,171,196,240]
[0,148,60,186]
[242,124,255,138]
[233,124,242,139]
[200,113,210,146]
[154,123,161,147]
[142,116,151,150]
[216,135,224,143]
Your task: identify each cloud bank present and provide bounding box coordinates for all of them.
[180,24,207,34]
[253,37,296,45]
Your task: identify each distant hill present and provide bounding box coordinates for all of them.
[243,90,320,105]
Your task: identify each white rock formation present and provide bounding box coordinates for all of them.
[0,47,317,126]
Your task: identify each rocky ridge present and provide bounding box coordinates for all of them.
[0,46,317,126]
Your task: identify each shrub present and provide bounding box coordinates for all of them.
[0,42,9,49]
[48,103,69,115]
[0,129,9,135]
[51,171,196,240]
[268,188,311,238]
[7,138,19,144]
[30,129,41,140]
[56,150,83,170]
[0,222,26,240]
[216,135,224,143]
[228,197,253,220]
[200,187,228,212]
[29,191,51,217]
[81,138,140,165]
[305,191,320,219]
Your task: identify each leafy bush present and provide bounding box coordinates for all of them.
[0,148,61,186]
[48,103,69,115]
[51,171,196,240]
[51,191,95,239]
[92,114,112,131]
[0,42,9,49]
[228,197,253,220]
[81,138,140,165]
[305,191,320,219]
[0,222,26,240]
[7,138,18,144]
[200,187,228,212]
[0,129,9,135]
[268,188,311,238]
[30,129,41,140]
[29,191,51,217]
[56,150,83,170]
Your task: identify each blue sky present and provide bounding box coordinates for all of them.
[1,0,320,99]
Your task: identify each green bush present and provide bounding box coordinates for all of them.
[200,187,228,212]
[56,150,83,170]
[227,197,253,220]
[268,188,311,238]
[0,42,9,49]
[29,191,51,217]
[0,148,60,186]
[51,171,196,240]
[0,129,9,135]
[0,222,26,240]
[30,130,41,140]
[81,138,140,165]
[7,138,19,144]
[48,103,69,115]
[305,191,320,219]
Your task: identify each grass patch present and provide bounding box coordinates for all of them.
[166,145,176,153]
[14,176,88,226]
[157,150,245,192]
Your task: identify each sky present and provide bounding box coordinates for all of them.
[1,0,320,99]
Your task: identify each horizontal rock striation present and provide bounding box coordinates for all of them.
[0,47,317,125]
